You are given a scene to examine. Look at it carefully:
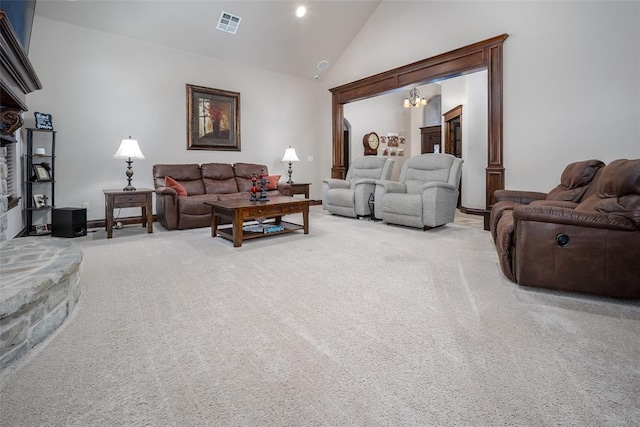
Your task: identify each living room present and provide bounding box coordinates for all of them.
[1,1,639,425]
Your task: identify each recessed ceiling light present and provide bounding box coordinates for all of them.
[296,6,307,18]
[317,60,329,71]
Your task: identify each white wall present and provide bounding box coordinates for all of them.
[323,1,640,196]
[20,17,325,225]
[441,72,488,210]
[343,92,405,178]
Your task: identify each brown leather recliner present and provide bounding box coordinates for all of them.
[490,159,605,242]
[494,159,640,299]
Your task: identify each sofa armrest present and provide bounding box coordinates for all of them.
[156,186,178,196]
[375,180,406,194]
[514,205,637,231]
[373,180,406,219]
[422,181,456,192]
[323,178,351,190]
[155,188,179,229]
[494,189,547,204]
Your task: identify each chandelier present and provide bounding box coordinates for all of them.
[403,87,427,108]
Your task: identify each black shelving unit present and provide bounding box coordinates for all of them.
[24,128,56,236]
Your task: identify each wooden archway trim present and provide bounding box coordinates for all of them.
[329,34,508,209]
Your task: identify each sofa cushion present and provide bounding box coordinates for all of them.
[234,163,269,192]
[201,163,239,194]
[575,159,640,227]
[165,176,187,196]
[597,159,640,198]
[545,159,605,202]
[266,175,281,190]
[178,194,220,215]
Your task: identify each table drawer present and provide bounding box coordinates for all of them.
[114,194,148,204]
[282,203,304,214]
[243,205,282,219]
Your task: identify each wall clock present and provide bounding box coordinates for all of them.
[363,132,379,156]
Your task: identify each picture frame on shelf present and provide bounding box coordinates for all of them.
[33,194,46,208]
[186,84,241,151]
[33,224,49,234]
[32,164,51,181]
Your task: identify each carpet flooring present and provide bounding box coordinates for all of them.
[1,207,639,426]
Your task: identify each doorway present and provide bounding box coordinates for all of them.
[343,118,351,174]
[444,105,463,207]
[329,34,507,209]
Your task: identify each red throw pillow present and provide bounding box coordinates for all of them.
[266,175,281,190]
[165,176,188,196]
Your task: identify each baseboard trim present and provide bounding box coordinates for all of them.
[87,215,158,230]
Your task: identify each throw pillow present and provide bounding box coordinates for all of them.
[165,176,188,196]
[266,175,281,190]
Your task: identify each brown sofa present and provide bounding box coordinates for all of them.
[491,158,640,299]
[489,159,605,242]
[153,162,291,230]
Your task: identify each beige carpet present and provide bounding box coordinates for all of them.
[1,207,639,426]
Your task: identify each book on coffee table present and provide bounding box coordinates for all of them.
[243,224,285,234]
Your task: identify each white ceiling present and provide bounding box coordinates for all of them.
[35,0,381,81]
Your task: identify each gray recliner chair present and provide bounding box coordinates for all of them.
[323,157,395,218]
[375,153,463,229]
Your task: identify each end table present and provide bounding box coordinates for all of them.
[289,182,311,198]
[103,188,153,238]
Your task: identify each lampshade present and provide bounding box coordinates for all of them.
[113,137,145,159]
[281,147,300,162]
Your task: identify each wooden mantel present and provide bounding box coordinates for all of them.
[0,11,42,145]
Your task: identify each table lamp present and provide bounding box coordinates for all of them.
[113,136,145,191]
[281,146,300,184]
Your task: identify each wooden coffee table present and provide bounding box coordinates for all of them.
[205,196,310,247]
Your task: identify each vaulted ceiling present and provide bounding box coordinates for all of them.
[35,1,381,81]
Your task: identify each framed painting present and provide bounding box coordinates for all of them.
[186,84,241,151]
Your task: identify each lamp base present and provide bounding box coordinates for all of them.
[123,159,136,191]
[287,161,294,184]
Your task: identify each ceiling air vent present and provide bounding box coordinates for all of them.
[217,12,241,34]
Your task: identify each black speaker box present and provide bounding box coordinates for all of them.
[52,208,87,238]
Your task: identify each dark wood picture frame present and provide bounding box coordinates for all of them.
[186,84,241,151]
[32,163,51,181]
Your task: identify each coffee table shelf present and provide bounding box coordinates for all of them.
[205,196,310,247]
[217,220,303,242]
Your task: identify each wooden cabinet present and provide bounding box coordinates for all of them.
[24,128,55,235]
[420,125,441,154]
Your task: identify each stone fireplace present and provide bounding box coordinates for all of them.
[0,11,42,240]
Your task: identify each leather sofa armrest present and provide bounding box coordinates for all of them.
[155,187,179,229]
[514,205,637,231]
[156,186,178,196]
[494,189,547,204]
[323,178,351,189]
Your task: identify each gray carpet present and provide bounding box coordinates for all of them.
[1,207,639,426]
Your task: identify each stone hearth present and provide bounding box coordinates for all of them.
[0,237,83,370]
